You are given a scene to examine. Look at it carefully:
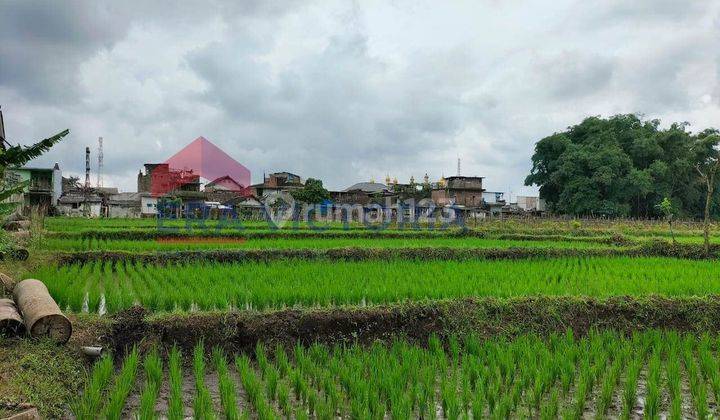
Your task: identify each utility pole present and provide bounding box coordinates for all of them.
[0,105,5,151]
[457,156,461,176]
[85,147,90,188]
[97,137,103,188]
[84,147,91,217]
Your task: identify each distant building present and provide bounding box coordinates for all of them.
[57,191,102,217]
[137,163,201,195]
[482,191,506,216]
[140,193,158,217]
[516,196,546,212]
[431,176,485,208]
[205,175,245,193]
[251,172,303,197]
[5,164,62,212]
[108,192,142,218]
[332,182,393,205]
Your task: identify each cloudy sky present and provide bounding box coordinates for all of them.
[1,1,719,195]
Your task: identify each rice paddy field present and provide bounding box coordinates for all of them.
[74,331,720,419]
[33,257,720,313]
[5,216,720,418]
[42,237,623,252]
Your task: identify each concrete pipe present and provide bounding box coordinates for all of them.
[0,298,25,337]
[13,279,71,343]
[0,272,14,294]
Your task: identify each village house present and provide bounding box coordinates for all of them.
[251,172,303,197]
[57,191,103,217]
[431,176,485,208]
[5,164,63,213]
[482,191,506,216]
[108,192,142,218]
[137,163,201,194]
[332,181,393,206]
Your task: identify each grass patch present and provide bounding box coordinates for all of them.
[0,338,86,418]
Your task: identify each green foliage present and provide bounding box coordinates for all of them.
[525,114,719,217]
[657,197,675,219]
[0,128,68,222]
[290,178,330,204]
[0,129,69,169]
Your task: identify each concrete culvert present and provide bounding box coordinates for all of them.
[13,279,71,343]
[3,220,30,231]
[0,298,25,337]
[0,271,14,294]
[9,247,29,261]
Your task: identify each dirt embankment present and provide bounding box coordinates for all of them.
[89,295,720,356]
[56,241,720,266]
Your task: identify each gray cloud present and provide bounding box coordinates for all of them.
[1,0,719,193]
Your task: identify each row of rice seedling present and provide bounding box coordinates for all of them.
[70,347,139,420]
[44,216,717,234]
[44,216,720,242]
[41,236,622,252]
[36,256,720,313]
[43,217,370,232]
[138,347,163,419]
[75,330,720,418]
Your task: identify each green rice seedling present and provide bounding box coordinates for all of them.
[666,351,682,420]
[621,356,643,420]
[212,347,240,420]
[235,354,275,420]
[277,381,292,418]
[264,366,279,402]
[167,346,184,420]
[471,388,485,419]
[440,374,460,419]
[595,343,627,419]
[274,344,291,378]
[192,341,214,420]
[255,342,269,375]
[569,357,592,419]
[42,256,720,314]
[71,354,114,420]
[683,338,708,420]
[698,334,720,417]
[138,347,163,420]
[644,350,661,419]
[539,389,559,420]
[103,347,140,420]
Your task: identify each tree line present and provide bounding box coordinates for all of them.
[525,114,720,220]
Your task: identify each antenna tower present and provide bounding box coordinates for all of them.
[97,137,104,188]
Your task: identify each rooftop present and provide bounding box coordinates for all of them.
[343,182,390,194]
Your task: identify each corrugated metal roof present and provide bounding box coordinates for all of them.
[343,182,389,193]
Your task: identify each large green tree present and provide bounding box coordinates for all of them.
[290,178,330,204]
[525,114,717,218]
